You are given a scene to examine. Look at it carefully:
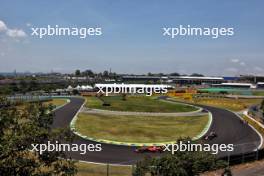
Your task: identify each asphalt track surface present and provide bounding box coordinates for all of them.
[51,97,261,164]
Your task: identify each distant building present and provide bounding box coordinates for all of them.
[170,76,224,85]
[212,83,256,89]
[121,75,224,85]
[121,75,163,83]
[257,82,264,89]
[239,75,264,83]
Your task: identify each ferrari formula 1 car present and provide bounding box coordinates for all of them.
[135,146,165,153]
[203,131,217,141]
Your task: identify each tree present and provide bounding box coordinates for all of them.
[109,72,118,79]
[147,72,153,76]
[0,75,5,80]
[170,72,180,76]
[191,73,204,77]
[261,99,264,117]
[0,85,12,95]
[132,156,153,176]
[103,70,109,78]
[133,138,226,176]
[83,69,94,77]
[75,69,81,76]
[20,80,28,94]
[260,99,264,110]
[28,80,39,91]
[222,167,232,176]
[0,97,77,176]
[72,89,79,95]
[10,82,19,92]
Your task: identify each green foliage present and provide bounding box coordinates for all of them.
[170,72,180,76]
[83,69,94,77]
[221,167,232,176]
[72,89,79,95]
[133,139,227,176]
[261,99,264,110]
[0,97,77,176]
[0,81,67,95]
[103,70,109,77]
[190,73,204,77]
[75,70,81,76]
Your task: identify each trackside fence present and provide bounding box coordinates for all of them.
[7,95,52,103]
[78,146,264,176]
[77,162,134,176]
[220,148,264,166]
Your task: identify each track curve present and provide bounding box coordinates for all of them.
[51,97,261,164]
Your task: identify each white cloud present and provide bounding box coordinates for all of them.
[0,20,7,32]
[254,66,263,72]
[240,62,246,66]
[26,23,32,27]
[230,58,239,63]
[230,59,246,67]
[0,19,27,39]
[6,29,27,38]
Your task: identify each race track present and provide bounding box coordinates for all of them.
[51,97,261,164]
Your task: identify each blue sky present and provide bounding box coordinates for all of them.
[0,0,263,76]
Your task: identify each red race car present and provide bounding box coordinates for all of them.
[135,146,164,153]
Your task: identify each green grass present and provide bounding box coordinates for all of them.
[76,162,132,176]
[193,98,262,111]
[44,98,68,107]
[85,96,197,112]
[252,91,264,96]
[75,113,209,143]
[171,97,262,111]
[241,114,264,135]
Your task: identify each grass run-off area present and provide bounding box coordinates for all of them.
[85,96,197,112]
[75,113,209,143]
[43,98,68,107]
[76,162,132,176]
[172,97,262,112]
[193,98,262,111]
[252,91,264,96]
[16,98,68,110]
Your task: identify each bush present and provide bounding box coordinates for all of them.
[133,139,227,176]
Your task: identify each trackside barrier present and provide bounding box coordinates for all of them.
[77,147,264,176]
[76,160,134,176]
[7,95,52,102]
[244,111,264,135]
[220,147,264,167]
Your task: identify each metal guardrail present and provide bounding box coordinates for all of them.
[220,148,264,166]
[77,147,264,176]
[7,95,52,102]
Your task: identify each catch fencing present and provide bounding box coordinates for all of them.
[220,142,264,166]
[78,143,264,176]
